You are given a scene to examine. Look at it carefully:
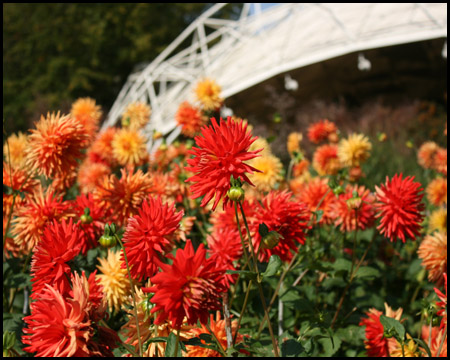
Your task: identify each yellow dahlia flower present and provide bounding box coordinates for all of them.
[390,335,421,357]
[287,132,303,156]
[248,153,283,192]
[121,102,151,130]
[195,78,223,111]
[428,208,447,233]
[112,128,149,166]
[338,133,372,167]
[96,249,131,312]
[3,132,29,168]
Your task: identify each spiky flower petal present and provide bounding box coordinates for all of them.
[418,231,447,286]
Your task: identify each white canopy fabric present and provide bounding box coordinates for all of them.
[103,3,447,153]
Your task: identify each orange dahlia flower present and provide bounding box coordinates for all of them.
[11,185,75,252]
[3,162,39,194]
[418,231,447,286]
[146,240,228,328]
[93,168,153,227]
[71,97,102,141]
[421,325,447,357]
[434,147,447,176]
[330,184,375,232]
[287,132,303,156]
[312,144,341,176]
[121,102,151,130]
[25,112,88,180]
[185,117,262,211]
[375,174,425,242]
[417,141,440,169]
[176,101,207,137]
[185,311,245,357]
[77,159,111,194]
[426,177,447,206]
[296,177,336,225]
[122,196,183,280]
[307,119,338,144]
[88,127,117,166]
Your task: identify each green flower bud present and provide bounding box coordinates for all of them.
[333,185,345,196]
[227,186,245,202]
[99,235,116,248]
[262,231,282,249]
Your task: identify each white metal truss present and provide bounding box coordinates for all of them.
[103,3,447,153]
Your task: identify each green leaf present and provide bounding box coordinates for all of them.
[332,258,352,273]
[413,338,432,357]
[262,255,282,278]
[281,339,305,357]
[165,332,181,357]
[226,270,258,281]
[184,335,218,352]
[355,266,380,279]
[258,223,269,238]
[380,315,406,341]
[3,331,16,350]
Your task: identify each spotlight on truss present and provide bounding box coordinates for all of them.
[358,53,371,71]
[284,74,298,91]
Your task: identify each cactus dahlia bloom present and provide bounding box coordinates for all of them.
[77,160,111,194]
[121,196,183,281]
[418,231,447,286]
[146,240,228,328]
[112,128,149,167]
[96,249,131,312]
[93,168,153,227]
[426,177,447,206]
[337,133,372,167]
[185,312,245,357]
[417,141,440,169]
[296,177,336,225]
[195,78,223,111]
[3,132,29,168]
[307,119,338,144]
[421,326,447,357]
[29,219,83,299]
[11,185,75,252]
[185,117,262,211]
[121,102,151,130]
[434,147,447,176]
[375,174,425,243]
[359,303,404,357]
[250,190,310,262]
[88,127,117,166]
[71,97,102,141]
[330,184,375,232]
[22,283,93,357]
[176,101,207,137]
[312,144,341,176]
[25,112,88,180]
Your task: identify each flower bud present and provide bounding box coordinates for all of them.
[333,185,345,196]
[262,231,282,249]
[227,186,245,202]
[346,196,362,210]
[99,235,116,248]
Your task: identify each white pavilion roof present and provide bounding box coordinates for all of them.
[103,3,447,152]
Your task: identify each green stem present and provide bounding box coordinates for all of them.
[116,234,143,357]
[205,322,227,357]
[238,201,279,357]
[331,229,375,328]
[173,327,181,357]
[233,279,253,346]
[436,324,447,357]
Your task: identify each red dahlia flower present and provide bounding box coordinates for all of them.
[307,119,338,144]
[23,283,93,357]
[375,174,425,242]
[30,219,83,299]
[146,240,228,328]
[250,190,310,262]
[185,117,262,211]
[122,196,183,281]
[330,184,375,232]
[74,193,110,255]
